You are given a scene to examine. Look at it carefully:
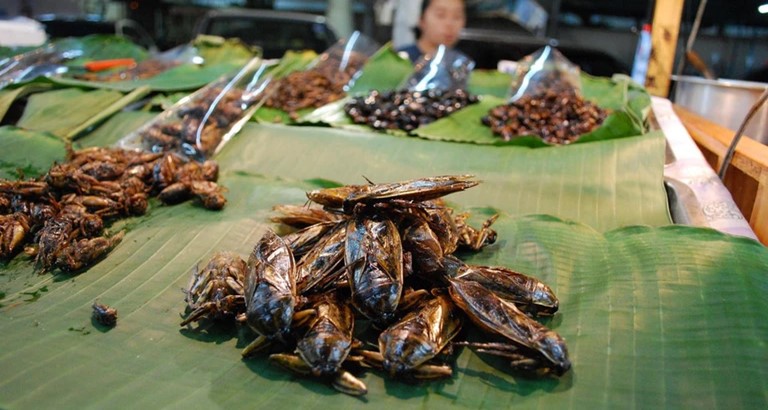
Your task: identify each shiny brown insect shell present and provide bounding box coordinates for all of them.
[296,293,355,376]
[402,219,445,274]
[344,214,404,325]
[341,175,479,213]
[378,293,462,377]
[245,229,298,342]
[295,222,347,294]
[271,204,343,228]
[306,184,370,209]
[422,200,461,255]
[447,277,571,377]
[443,255,559,316]
[281,221,339,259]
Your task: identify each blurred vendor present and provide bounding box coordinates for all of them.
[396,0,467,64]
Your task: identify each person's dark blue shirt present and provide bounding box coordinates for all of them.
[396,44,471,65]
[397,44,423,64]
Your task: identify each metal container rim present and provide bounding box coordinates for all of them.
[672,75,768,91]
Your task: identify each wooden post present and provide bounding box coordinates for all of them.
[645,0,685,97]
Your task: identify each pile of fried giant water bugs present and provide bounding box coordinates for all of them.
[180,175,570,396]
[0,147,226,273]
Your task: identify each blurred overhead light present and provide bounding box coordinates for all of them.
[760,3,768,14]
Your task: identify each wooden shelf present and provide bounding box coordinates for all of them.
[674,105,768,245]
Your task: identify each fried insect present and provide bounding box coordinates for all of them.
[1,146,225,274]
[92,301,118,327]
[306,175,479,213]
[345,214,404,325]
[158,180,227,210]
[0,213,30,259]
[55,231,125,273]
[281,221,340,259]
[271,204,344,228]
[359,293,462,381]
[401,218,446,274]
[443,255,559,317]
[269,293,367,396]
[296,222,347,295]
[183,174,570,396]
[181,251,247,326]
[0,180,49,197]
[448,277,571,377]
[242,230,310,357]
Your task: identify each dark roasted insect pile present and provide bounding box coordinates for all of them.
[180,175,570,396]
[263,51,368,119]
[344,88,479,132]
[140,87,246,160]
[482,86,608,145]
[76,59,181,82]
[0,147,226,273]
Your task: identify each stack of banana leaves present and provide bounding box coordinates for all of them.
[0,36,766,409]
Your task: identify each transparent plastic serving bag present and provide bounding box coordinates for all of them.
[117,56,274,162]
[76,42,202,82]
[401,45,475,92]
[507,45,581,101]
[263,31,379,115]
[308,31,380,91]
[0,43,83,90]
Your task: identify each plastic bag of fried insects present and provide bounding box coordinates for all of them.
[262,31,379,117]
[482,46,608,145]
[117,56,275,162]
[507,45,582,101]
[73,42,201,83]
[343,45,478,132]
[0,43,82,90]
[401,45,475,92]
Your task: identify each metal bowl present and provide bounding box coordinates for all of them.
[672,75,768,144]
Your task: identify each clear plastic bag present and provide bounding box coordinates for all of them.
[311,31,379,91]
[75,43,202,82]
[0,43,82,90]
[263,31,379,115]
[507,45,581,101]
[401,45,475,92]
[117,56,274,161]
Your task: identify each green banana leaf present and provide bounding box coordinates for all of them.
[41,37,256,92]
[0,126,66,179]
[74,111,157,148]
[0,35,148,68]
[52,35,150,64]
[467,70,514,98]
[412,94,645,147]
[215,124,670,231]
[15,87,150,140]
[0,83,53,122]
[69,114,670,232]
[347,45,413,96]
[2,113,763,408]
[0,181,764,408]
[0,45,36,59]
[393,74,649,145]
